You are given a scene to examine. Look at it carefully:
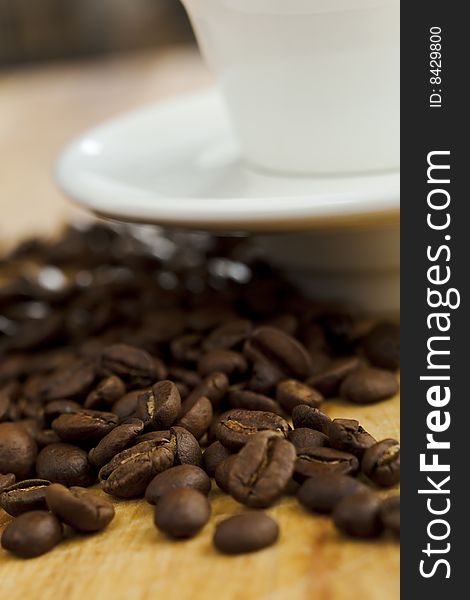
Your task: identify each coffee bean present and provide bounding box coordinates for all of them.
[202,318,252,351]
[202,441,231,477]
[0,479,51,516]
[170,426,203,467]
[46,483,115,532]
[287,428,328,452]
[214,455,238,493]
[294,447,359,481]
[170,333,202,363]
[99,439,174,498]
[328,419,376,457]
[100,343,157,387]
[1,510,63,558]
[176,395,213,440]
[198,350,248,378]
[40,358,96,401]
[340,367,399,404]
[307,357,360,398]
[320,312,355,354]
[246,361,283,394]
[276,379,323,414]
[44,399,82,425]
[154,488,210,539]
[84,375,126,409]
[333,491,383,538]
[362,439,400,487]
[379,495,400,535]
[0,472,16,493]
[136,380,181,429]
[244,327,312,379]
[297,473,368,514]
[0,422,37,479]
[264,313,298,336]
[36,443,94,487]
[111,389,144,419]
[228,390,283,415]
[168,367,202,390]
[185,372,229,409]
[35,429,61,448]
[89,419,144,467]
[362,321,400,370]
[291,405,331,435]
[215,409,290,451]
[52,410,119,443]
[0,382,17,422]
[213,512,279,555]
[228,432,296,508]
[145,465,211,504]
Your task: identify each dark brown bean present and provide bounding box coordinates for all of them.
[145,465,211,504]
[0,422,37,479]
[291,405,332,435]
[84,375,126,409]
[362,439,400,486]
[170,426,203,467]
[202,319,252,351]
[246,361,283,394]
[176,395,213,440]
[213,512,279,555]
[136,380,181,429]
[307,357,360,398]
[0,479,51,516]
[44,400,82,424]
[287,428,328,452]
[379,495,400,535]
[297,473,368,514]
[294,447,359,481]
[215,409,290,451]
[198,350,248,378]
[228,432,296,508]
[202,441,231,477]
[40,358,96,401]
[0,473,16,493]
[46,484,115,532]
[154,488,210,539]
[333,491,383,538]
[100,343,157,387]
[185,372,229,409]
[340,367,399,404]
[276,379,323,414]
[362,321,400,370]
[52,410,119,443]
[88,419,145,467]
[111,389,144,419]
[328,419,377,457]
[228,390,283,415]
[170,333,202,363]
[36,443,94,487]
[1,511,63,558]
[214,455,238,493]
[35,429,61,448]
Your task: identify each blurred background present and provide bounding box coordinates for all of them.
[0,0,194,67]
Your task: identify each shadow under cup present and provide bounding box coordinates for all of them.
[181,0,400,176]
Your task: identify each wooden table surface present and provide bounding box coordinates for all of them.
[0,48,399,600]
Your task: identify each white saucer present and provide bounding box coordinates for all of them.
[55,88,399,232]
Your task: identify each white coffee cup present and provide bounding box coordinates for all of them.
[180,0,399,175]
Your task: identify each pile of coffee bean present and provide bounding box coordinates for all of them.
[0,223,400,559]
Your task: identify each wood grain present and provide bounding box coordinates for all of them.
[0,49,399,600]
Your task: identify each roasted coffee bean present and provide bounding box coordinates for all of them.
[35,429,61,448]
[0,422,37,479]
[99,439,174,498]
[170,426,203,467]
[333,491,383,538]
[136,380,181,429]
[84,375,126,409]
[214,455,238,493]
[291,405,332,435]
[0,473,16,493]
[52,410,119,443]
[307,357,360,398]
[100,343,157,387]
[0,381,18,422]
[320,312,355,354]
[198,350,248,378]
[44,400,82,425]
[340,367,399,404]
[176,395,213,440]
[0,479,51,516]
[362,439,400,487]
[1,510,63,558]
[145,465,211,504]
[203,441,231,477]
[154,488,211,539]
[308,351,332,376]
[328,419,376,457]
[36,443,94,487]
[287,428,328,452]
[244,327,312,379]
[185,372,229,409]
[215,409,290,451]
[264,313,298,336]
[202,319,252,351]
[135,430,171,444]
[297,473,368,514]
[379,495,400,535]
[228,432,296,508]
[168,367,202,389]
[276,379,323,414]
[362,321,400,370]
[89,419,144,467]
[40,358,96,401]
[170,333,202,363]
[213,512,279,555]
[46,483,115,532]
[246,361,283,394]
[294,447,359,481]
[111,389,144,419]
[228,390,283,415]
